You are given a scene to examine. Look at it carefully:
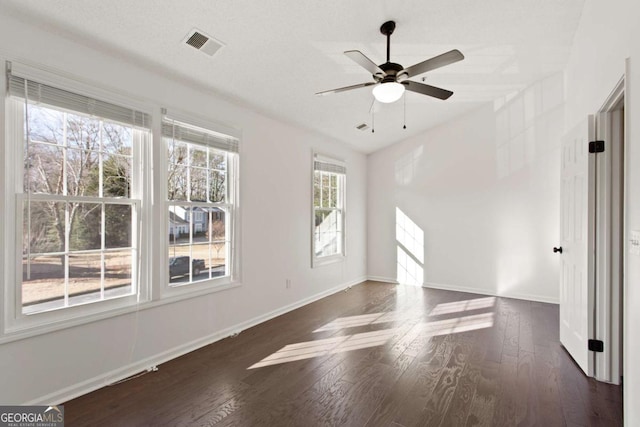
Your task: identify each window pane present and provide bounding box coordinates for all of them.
[103,153,131,198]
[313,171,321,207]
[168,165,188,200]
[103,122,132,156]
[314,209,341,257]
[209,209,226,241]
[66,113,100,151]
[105,204,132,248]
[24,200,65,254]
[25,142,65,194]
[67,148,99,197]
[208,210,227,277]
[190,167,207,201]
[69,203,102,251]
[27,105,65,145]
[208,170,226,203]
[210,151,226,171]
[168,245,192,284]
[190,145,208,168]
[169,205,190,242]
[68,252,102,304]
[190,243,209,282]
[321,173,332,208]
[22,255,65,308]
[210,241,227,278]
[105,251,133,298]
[168,140,188,165]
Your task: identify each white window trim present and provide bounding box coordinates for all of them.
[311,151,346,268]
[2,62,154,335]
[159,110,241,299]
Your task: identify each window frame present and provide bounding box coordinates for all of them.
[160,111,241,299]
[2,62,154,335]
[311,152,346,267]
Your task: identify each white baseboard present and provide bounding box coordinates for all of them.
[27,276,367,406]
[422,281,559,304]
[367,276,399,284]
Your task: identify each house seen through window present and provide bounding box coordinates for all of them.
[164,117,238,286]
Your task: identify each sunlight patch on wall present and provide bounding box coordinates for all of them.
[396,208,424,263]
[396,207,424,286]
[397,246,423,286]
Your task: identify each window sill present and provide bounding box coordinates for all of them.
[0,279,242,345]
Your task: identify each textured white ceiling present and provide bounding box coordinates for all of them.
[1,0,585,153]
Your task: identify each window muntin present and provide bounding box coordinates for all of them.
[164,118,237,287]
[313,155,345,263]
[18,103,145,315]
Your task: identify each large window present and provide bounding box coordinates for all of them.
[163,116,238,286]
[7,66,150,316]
[312,154,345,266]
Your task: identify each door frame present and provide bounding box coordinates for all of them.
[594,74,625,384]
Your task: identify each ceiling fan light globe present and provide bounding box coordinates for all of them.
[372,82,405,103]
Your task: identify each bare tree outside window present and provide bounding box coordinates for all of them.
[21,104,139,312]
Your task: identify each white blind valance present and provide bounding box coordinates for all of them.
[314,155,346,175]
[7,69,151,128]
[162,118,239,153]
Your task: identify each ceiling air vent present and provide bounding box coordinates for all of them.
[356,123,370,131]
[183,29,225,57]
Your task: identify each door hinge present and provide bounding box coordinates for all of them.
[588,339,604,352]
[589,140,605,153]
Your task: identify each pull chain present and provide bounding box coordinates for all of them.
[372,104,375,133]
[403,92,407,129]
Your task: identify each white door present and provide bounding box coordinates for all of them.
[559,117,596,376]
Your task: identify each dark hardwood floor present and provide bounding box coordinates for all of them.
[64,281,623,426]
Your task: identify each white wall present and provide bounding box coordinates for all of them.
[368,74,564,303]
[564,1,640,424]
[0,12,367,404]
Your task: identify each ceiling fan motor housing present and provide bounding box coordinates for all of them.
[377,62,408,83]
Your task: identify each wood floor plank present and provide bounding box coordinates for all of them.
[61,282,623,427]
[465,360,499,427]
[416,341,472,427]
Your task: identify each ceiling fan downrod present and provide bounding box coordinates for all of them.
[380,21,396,63]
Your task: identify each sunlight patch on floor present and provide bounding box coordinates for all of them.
[422,312,494,337]
[428,296,496,316]
[248,329,397,369]
[313,311,410,332]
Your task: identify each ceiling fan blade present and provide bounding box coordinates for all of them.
[402,49,464,78]
[344,50,384,76]
[403,81,453,100]
[315,82,376,96]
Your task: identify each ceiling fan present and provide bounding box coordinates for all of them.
[316,20,464,104]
